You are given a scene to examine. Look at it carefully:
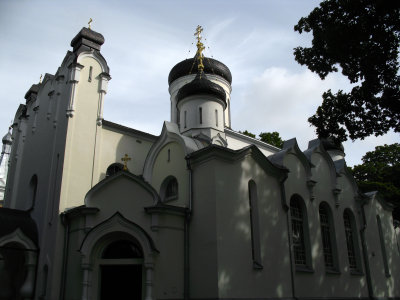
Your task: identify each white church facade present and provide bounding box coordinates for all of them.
[0,26,399,300]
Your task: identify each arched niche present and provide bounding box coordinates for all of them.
[0,228,38,300]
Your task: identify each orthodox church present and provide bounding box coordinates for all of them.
[0,25,399,300]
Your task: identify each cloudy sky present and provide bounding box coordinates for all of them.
[0,0,397,166]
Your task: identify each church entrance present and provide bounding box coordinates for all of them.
[98,239,144,300]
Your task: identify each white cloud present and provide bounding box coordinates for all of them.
[232,67,343,143]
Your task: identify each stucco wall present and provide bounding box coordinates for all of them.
[190,152,292,299]
[151,142,188,207]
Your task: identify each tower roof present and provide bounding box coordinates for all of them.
[168,56,232,85]
[2,130,12,145]
[70,27,105,52]
[176,71,226,105]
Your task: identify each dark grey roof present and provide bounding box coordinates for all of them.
[70,27,105,52]
[24,84,40,101]
[176,71,226,104]
[168,55,232,85]
[0,208,38,246]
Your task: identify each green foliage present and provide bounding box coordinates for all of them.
[350,143,400,220]
[294,0,400,142]
[240,130,256,139]
[239,130,284,148]
[259,132,284,148]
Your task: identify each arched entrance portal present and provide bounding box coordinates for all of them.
[79,213,158,300]
[99,239,144,300]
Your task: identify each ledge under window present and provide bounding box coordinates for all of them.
[295,265,314,273]
[326,268,341,275]
[350,269,364,276]
[164,195,178,202]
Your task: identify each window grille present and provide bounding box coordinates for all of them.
[166,178,178,199]
[290,198,307,266]
[319,205,334,268]
[344,211,357,269]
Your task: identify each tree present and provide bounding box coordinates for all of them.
[294,0,400,143]
[240,130,256,139]
[239,130,284,148]
[259,132,284,148]
[350,143,400,221]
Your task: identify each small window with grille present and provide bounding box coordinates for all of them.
[160,176,178,202]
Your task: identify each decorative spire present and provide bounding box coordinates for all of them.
[88,18,93,30]
[39,74,42,84]
[194,25,205,73]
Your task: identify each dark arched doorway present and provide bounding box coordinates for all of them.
[99,239,143,300]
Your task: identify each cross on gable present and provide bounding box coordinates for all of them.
[121,154,131,171]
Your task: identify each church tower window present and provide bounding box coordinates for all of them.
[28,175,38,211]
[199,107,203,124]
[215,109,218,127]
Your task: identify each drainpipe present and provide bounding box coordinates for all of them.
[59,212,70,300]
[184,158,193,300]
[359,202,374,300]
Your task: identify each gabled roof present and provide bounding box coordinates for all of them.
[187,144,288,182]
[85,170,160,205]
[143,121,204,182]
[269,138,313,179]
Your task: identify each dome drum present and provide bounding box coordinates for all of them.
[177,96,225,134]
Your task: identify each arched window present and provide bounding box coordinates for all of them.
[248,180,262,269]
[106,163,123,177]
[160,176,178,202]
[28,175,38,211]
[319,202,339,272]
[376,215,390,277]
[343,209,362,273]
[290,195,312,270]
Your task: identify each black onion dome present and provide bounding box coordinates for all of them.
[168,56,232,85]
[176,72,226,105]
[321,137,344,152]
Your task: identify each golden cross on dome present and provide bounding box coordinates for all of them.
[121,153,131,171]
[88,18,93,30]
[194,25,205,72]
